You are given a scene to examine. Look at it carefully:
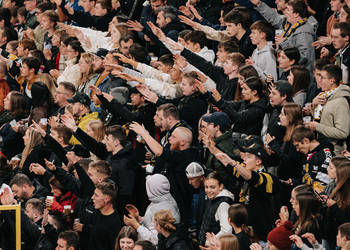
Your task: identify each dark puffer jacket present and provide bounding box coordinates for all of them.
[157,223,191,250]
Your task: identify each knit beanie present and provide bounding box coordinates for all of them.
[267,221,293,250]
[146,174,170,200]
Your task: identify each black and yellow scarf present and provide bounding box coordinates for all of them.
[282,18,308,39]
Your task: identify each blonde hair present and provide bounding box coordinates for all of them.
[218,234,240,250]
[78,53,95,86]
[20,127,44,168]
[36,73,56,96]
[154,210,176,232]
[88,120,105,142]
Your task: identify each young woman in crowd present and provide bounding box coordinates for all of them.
[115,226,138,250]
[55,40,84,87]
[277,48,300,81]
[198,172,234,246]
[266,103,304,206]
[324,161,350,248]
[200,77,267,136]
[228,204,252,250]
[287,65,310,107]
[235,65,259,101]
[45,176,77,213]
[324,156,350,196]
[154,209,190,250]
[77,52,98,95]
[85,119,105,160]
[19,127,50,180]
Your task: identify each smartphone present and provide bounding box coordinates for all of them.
[314,189,327,204]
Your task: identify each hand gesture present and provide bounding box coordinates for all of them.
[117,73,137,82]
[326,197,336,207]
[206,232,218,247]
[123,215,140,229]
[178,15,196,28]
[61,113,77,131]
[196,71,208,83]
[342,150,350,158]
[53,0,62,6]
[112,52,132,65]
[320,47,330,58]
[188,4,203,21]
[211,88,221,102]
[289,235,304,248]
[49,69,60,79]
[250,243,263,250]
[215,152,236,167]
[194,79,207,94]
[179,6,193,18]
[89,85,102,96]
[32,120,46,137]
[126,20,144,32]
[0,186,15,205]
[44,159,56,171]
[102,93,115,102]
[302,233,318,245]
[29,163,46,175]
[173,54,188,69]
[146,21,166,40]
[167,40,185,52]
[136,85,158,103]
[64,4,74,15]
[279,206,289,222]
[129,122,148,136]
[125,204,139,219]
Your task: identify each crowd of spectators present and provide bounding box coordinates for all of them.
[0,0,350,249]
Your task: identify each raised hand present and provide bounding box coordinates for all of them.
[173,54,188,69]
[45,159,57,171]
[215,152,236,167]
[211,88,221,102]
[194,79,207,94]
[89,85,102,96]
[126,20,144,32]
[250,0,261,6]
[61,114,77,132]
[146,21,166,40]
[29,163,46,175]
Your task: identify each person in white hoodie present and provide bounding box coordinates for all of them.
[246,20,278,81]
[198,172,234,246]
[123,174,180,246]
[183,30,216,64]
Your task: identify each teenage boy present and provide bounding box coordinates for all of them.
[214,138,278,242]
[223,10,256,58]
[183,30,215,63]
[178,41,245,100]
[248,20,277,80]
[291,125,334,191]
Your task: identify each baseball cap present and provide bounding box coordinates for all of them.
[93,48,109,59]
[274,80,293,102]
[186,162,205,178]
[67,92,91,107]
[240,140,268,164]
[202,112,231,132]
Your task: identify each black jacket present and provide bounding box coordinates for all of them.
[236,30,256,58]
[156,92,207,136]
[213,97,267,136]
[155,147,200,224]
[157,223,191,250]
[181,48,238,101]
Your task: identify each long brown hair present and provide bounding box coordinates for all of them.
[78,53,95,86]
[20,128,44,168]
[115,226,138,250]
[88,120,105,142]
[290,65,309,96]
[294,193,321,235]
[330,162,350,210]
[282,103,303,141]
[8,91,26,116]
[228,204,255,242]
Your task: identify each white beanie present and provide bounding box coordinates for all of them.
[185,162,205,178]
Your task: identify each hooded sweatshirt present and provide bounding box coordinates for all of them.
[315,84,350,153]
[137,174,180,245]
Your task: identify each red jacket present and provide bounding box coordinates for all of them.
[51,191,77,212]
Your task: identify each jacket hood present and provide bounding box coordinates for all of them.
[329,84,350,100]
[216,188,234,201]
[146,174,170,200]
